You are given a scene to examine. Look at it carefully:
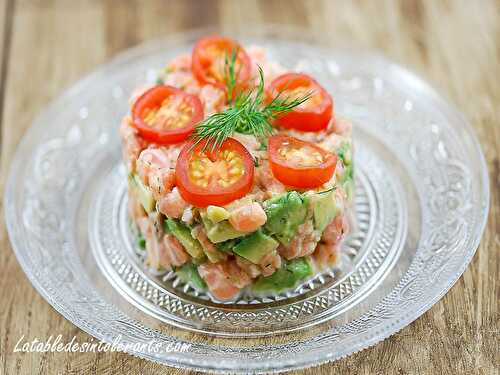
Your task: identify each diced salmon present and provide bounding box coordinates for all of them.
[198,260,251,301]
[137,216,163,270]
[256,160,286,197]
[199,84,226,115]
[319,133,348,154]
[166,53,192,71]
[149,211,165,236]
[161,54,204,94]
[321,214,349,245]
[224,196,252,211]
[136,216,150,237]
[313,243,340,268]
[148,169,176,201]
[119,116,137,139]
[163,71,200,94]
[232,133,261,153]
[120,117,147,172]
[247,46,286,88]
[334,187,348,215]
[279,221,321,260]
[235,256,261,279]
[224,260,252,289]
[332,117,352,135]
[259,251,282,277]
[161,234,190,267]
[136,147,179,199]
[157,187,189,219]
[228,202,267,232]
[136,148,173,185]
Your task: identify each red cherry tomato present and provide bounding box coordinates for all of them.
[191,36,251,92]
[268,135,337,189]
[132,85,204,144]
[268,73,333,132]
[175,138,255,207]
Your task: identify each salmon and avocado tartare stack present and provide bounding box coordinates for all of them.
[120,36,353,301]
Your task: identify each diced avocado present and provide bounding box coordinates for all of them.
[129,174,155,213]
[165,219,205,260]
[207,221,247,243]
[201,214,247,243]
[216,238,240,252]
[337,141,352,166]
[137,233,146,250]
[175,263,207,291]
[206,205,230,223]
[343,178,354,202]
[191,227,226,263]
[343,163,354,183]
[233,230,279,264]
[252,258,313,293]
[204,250,226,263]
[310,190,337,232]
[263,191,308,245]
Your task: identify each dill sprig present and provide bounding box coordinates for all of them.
[315,185,337,195]
[191,58,312,152]
[223,48,240,104]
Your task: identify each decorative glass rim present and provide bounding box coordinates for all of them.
[4,26,490,373]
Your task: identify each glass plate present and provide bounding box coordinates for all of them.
[5,28,489,373]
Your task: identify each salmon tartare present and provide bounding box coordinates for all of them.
[120,36,354,301]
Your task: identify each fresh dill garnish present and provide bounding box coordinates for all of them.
[315,185,337,195]
[191,53,312,153]
[257,141,267,151]
[224,48,240,104]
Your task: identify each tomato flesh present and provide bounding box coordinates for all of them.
[191,36,251,92]
[268,135,336,189]
[268,73,333,132]
[175,138,254,207]
[132,85,204,144]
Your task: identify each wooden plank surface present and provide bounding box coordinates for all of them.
[0,0,498,374]
[0,0,13,150]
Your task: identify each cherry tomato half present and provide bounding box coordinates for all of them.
[268,135,337,189]
[268,73,333,132]
[191,36,251,92]
[132,85,204,144]
[175,138,255,207]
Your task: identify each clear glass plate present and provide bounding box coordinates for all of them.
[4,28,489,373]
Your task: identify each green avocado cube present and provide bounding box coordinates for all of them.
[232,230,279,264]
[263,191,308,245]
[165,219,205,260]
[130,173,155,213]
[337,141,352,166]
[200,214,247,243]
[137,233,146,250]
[252,257,313,293]
[175,263,207,291]
[310,190,337,232]
[343,163,354,183]
[216,238,240,252]
[206,205,230,223]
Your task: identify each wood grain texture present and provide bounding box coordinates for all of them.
[0,0,13,150]
[0,1,498,374]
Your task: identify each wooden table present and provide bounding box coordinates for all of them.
[0,1,498,374]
